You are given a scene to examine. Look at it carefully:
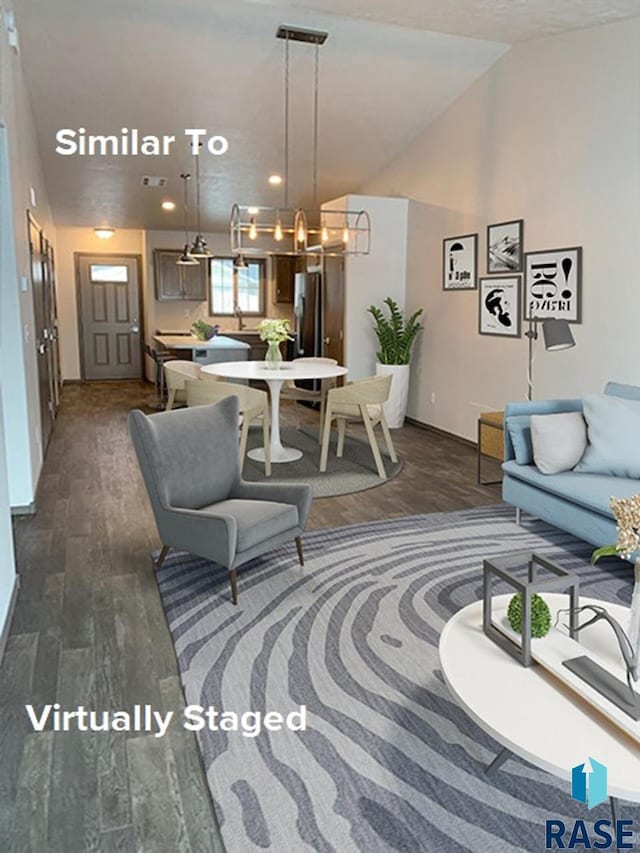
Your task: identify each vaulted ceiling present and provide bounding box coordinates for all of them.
[14,0,640,231]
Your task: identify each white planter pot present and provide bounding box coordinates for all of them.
[375,363,410,428]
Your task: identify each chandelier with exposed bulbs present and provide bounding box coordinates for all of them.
[229,25,371,260]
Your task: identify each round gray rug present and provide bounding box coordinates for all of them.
[242,426,402,497]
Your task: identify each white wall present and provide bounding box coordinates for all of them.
[362,19,640,440]
[0,381,16,651]
[323,194,409,380]
[0,8,56,509]
[0,5,56,641]
[0,129,18,648]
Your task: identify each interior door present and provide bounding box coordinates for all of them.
[29,215,53,449]
[322,256,344,364]
[77,255,142,380]
[47,243,62,406]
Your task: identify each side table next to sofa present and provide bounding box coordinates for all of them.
[477,410,504,486]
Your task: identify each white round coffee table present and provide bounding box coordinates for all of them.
[201,360,348,463]
[439,593,640,808]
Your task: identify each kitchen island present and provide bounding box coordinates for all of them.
[153,334,250,366]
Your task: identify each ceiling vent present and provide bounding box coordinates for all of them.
[141,176,168,188]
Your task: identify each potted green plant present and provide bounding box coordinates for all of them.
[367,297,423,428]
[191,320,220,341]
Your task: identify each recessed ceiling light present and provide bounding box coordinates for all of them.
[268,175,283,186]
[94,227,115,239]
[161,200,176,211]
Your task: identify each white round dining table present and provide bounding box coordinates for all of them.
[200,360,348,463]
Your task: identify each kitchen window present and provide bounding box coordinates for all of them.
[209,257,266,316]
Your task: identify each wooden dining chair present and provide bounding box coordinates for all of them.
[319,374,398,479]
[280,357,338,439]
[185,379,271,476]
[163,360,202,410]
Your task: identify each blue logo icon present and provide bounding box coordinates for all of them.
[571,757,607,808]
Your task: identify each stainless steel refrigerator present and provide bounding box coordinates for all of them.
[293,271,322,389]
[294,271,322,358]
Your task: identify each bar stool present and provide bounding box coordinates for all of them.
[143,343,174,410]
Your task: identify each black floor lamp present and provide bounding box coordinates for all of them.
[525,317,576,401]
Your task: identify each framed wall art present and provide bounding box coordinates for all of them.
[524,246,582,323]
[487,219,523,274]
[479,276,521,337]
[443,233,477,290]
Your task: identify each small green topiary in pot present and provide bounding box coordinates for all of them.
[507,593,551,638]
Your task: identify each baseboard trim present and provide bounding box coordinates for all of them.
[405,416,476,449]
[11,501,36,516]
[0,574,20,666]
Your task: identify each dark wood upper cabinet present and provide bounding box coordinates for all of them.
[181,259,208,300]
[272,255,296,304]
[154,249,209,301]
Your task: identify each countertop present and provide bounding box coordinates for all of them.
[156,328,264,337]
[154,334,251,350]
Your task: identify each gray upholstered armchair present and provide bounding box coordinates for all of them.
[128,397,312,604]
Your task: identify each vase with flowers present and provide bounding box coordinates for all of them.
[591,494,640,684]
[257,318,293,369]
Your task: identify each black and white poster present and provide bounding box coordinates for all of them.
[443,234,477,290]
[479,277,521,337]
[487,219,523,273]
[524,246,582,323]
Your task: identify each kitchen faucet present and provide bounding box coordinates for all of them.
[233,303,245,330]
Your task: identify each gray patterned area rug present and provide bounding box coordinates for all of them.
[242,426,402,498]
[154,505,639,853]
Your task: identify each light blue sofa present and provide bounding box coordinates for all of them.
[502,381,640,548]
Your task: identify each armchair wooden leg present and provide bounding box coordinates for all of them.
[229,568,238,605]
[155,545,170,569]
[295,536,304,566]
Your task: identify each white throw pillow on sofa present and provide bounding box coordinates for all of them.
[530,412,587,475]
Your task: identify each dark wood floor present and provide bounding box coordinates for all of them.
[0,381,501,853]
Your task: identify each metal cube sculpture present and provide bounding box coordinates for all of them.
[483,551,580,666]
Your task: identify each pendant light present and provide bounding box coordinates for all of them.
[190,146,212,258]
[177,173,199,266]
[229,26,371,258]
[274,212,284,241]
